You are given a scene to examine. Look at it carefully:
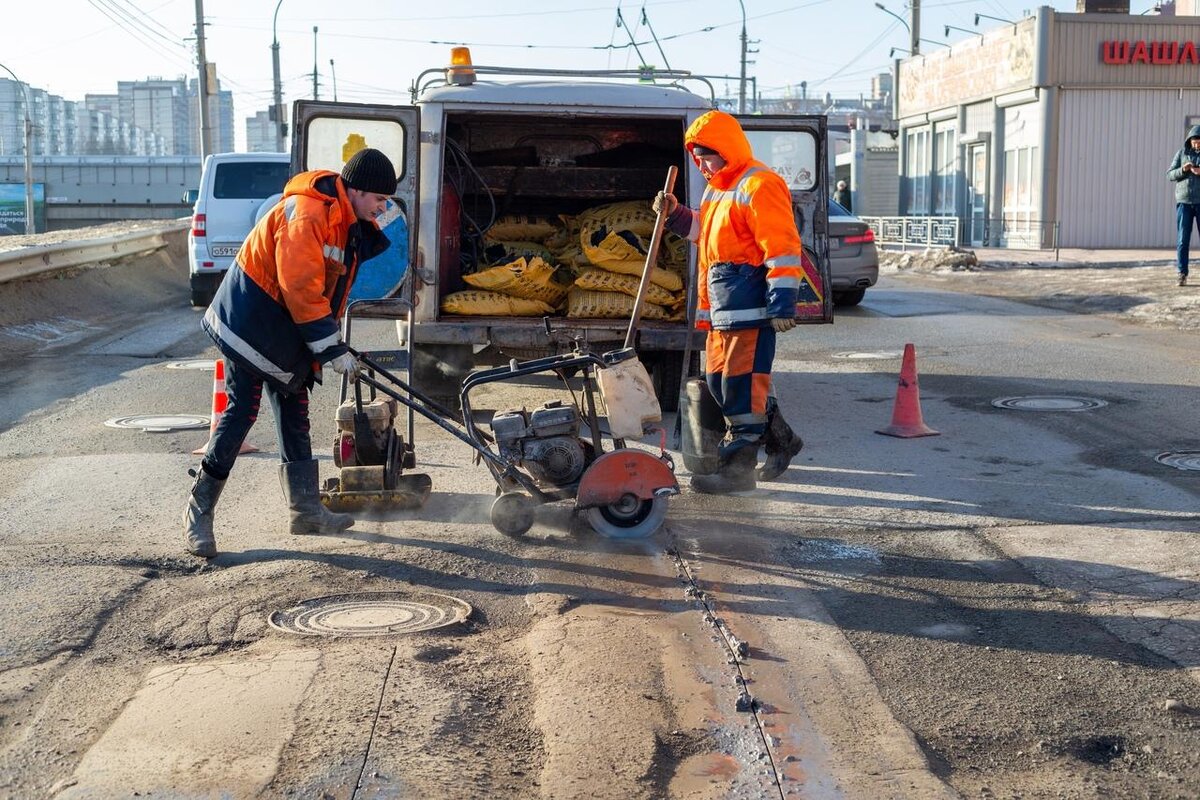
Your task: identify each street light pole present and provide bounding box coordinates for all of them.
[312,26,319,100]
[271,0,285,152]
[330,59,337,101]
[737,0,747,114]
[0,62,35,234]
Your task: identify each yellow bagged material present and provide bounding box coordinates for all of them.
[482,240,555,265]
[574,268,678,307]
[580,225,684,292]
[442,290,555,317]
[462,257,571,306]
[486,215,558,243]
[567,288,672,321]
[577,200,659,238]
[663,233,688,270]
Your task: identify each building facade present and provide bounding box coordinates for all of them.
[896,4,1200,248]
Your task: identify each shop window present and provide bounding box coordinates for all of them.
[933,126,956,216]
[905,128,930,215]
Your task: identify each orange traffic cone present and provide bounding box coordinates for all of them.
[193,359,258,455]
[876,343,939,438]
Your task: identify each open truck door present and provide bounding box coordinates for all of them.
[736,114,833,324]
[290,101,421,301]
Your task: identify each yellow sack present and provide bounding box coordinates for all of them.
[663,233,689,270]
[580,225,683,292]
[574,268,677,307]
[481,240,555,265]
[442,290,555,317]
[462,257,571,306]
[566,288,671,321]
[486,215,558,243]
[577,200,658,238]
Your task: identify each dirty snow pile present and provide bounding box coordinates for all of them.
[879,247,980,272]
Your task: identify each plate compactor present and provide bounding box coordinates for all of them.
[319,300,679,539]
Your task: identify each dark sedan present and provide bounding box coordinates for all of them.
[828,199,878,307]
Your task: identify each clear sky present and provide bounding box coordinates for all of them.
[0,0,1163,149]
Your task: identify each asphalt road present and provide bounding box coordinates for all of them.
[0,248,1198,799]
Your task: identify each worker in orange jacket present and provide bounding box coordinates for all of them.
[185,148,397,558]
[655,110,815,493]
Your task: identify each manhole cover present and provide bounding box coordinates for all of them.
[105,414,212,432]
[165,360,216,371]
[1155,451,1200,471]
[991,396,1108,412]
[269,592,472,637]
[832,350,902,360]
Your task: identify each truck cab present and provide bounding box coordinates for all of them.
[289,52,831,409]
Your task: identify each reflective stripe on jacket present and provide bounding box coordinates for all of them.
[685,110,805,331]
[202,170,388,393]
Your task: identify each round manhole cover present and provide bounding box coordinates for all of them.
[165,359,216,371]
[1155,451,1200,471]
[991,396,1108,412]
[105,413,212,432]
[832,350,903,360]
[269,592,472,637]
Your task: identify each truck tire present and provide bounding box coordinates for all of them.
[643,350,699,414]
[833,288,865,308]
[189,273,221,308]
[411,343,473,412]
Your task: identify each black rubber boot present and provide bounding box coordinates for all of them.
[184,467,224,558]
[757,400,803,482]
[690,441,759,494]
[280,460,355,535]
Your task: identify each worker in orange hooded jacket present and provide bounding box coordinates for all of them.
[185,148,396,558]
[655,110,816,493]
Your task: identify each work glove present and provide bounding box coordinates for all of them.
[325,351,362,382]
[771,318,798,333]
[652,191,678,216]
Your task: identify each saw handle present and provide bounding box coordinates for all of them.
[624,166,678,350]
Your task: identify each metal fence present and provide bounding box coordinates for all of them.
[859,216,960,250]
[859,215,1061,258]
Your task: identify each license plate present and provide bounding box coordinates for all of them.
[828,238,841,250]
[210,244,240,257]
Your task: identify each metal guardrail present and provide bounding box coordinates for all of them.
[859,216,960,250]
[0,220,187,284]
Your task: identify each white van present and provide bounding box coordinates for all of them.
[187,152,291,307]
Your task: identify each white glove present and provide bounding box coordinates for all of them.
[652,191,678,216]
[326,351,362,381]
[771,318,798,333]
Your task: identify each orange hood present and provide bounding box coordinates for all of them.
[684,110,753,191]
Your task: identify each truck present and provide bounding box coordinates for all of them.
[288,50,832,411]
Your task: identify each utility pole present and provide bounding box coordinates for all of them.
[0,63,35,233]
[330,59,337,101]
[911,0,921,56]
[271,0,285,151]
[737,0,747,114]
[194,0,212,160]
[312,26,319,100]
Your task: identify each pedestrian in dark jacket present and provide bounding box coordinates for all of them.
[1166,124,1200,286]
[833,180,852,211]
[184,148,396,558]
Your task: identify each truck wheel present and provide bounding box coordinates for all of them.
[189,273,220,308]
[411,343,473,411]
[833,288,865,308]
[644,350,699,414]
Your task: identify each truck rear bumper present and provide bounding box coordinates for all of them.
[408,318,704,351]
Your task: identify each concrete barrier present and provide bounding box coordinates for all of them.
[0,220,189,284]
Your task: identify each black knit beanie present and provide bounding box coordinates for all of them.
[341,148,397,195]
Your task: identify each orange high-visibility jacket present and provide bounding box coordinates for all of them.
[682,110,808,330]
[202,171,387,393]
